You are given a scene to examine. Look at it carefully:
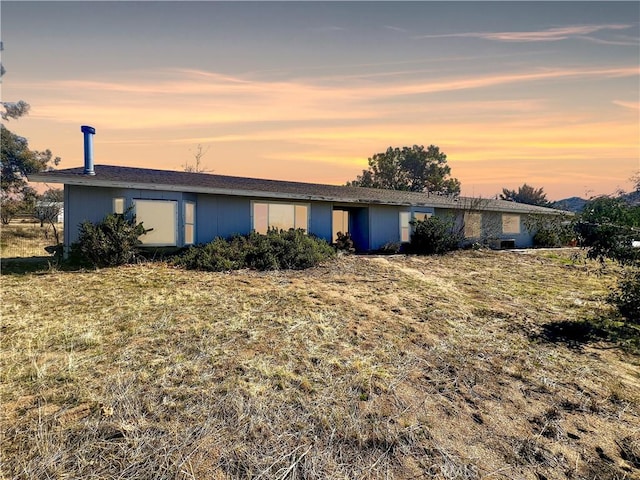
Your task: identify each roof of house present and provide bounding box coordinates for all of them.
[29,164,566,215]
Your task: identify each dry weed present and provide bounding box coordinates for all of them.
[2,249,638,479]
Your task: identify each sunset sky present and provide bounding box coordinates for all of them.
[2,1,639,200]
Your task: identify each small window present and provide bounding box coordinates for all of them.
[400,211,410,242]
[184,202,195,245]
[464,212,482,238]
[113,197,125,214]
[502,214,521,234]
[252,202,309,234]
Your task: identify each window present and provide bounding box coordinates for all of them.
[464,212,482,238]
[400,211,410,242]
[113,197,125,214]
[502,214,521,234]
[333,210,349,242]
[252,202,308,234]
[184,202,195,245]
[133,199,177,246]
[413,212,432,222]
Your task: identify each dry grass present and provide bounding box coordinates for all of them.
[2,249,639,479]
[0,221,62,259]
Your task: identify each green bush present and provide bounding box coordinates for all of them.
[408,216,462,255]
[69,211,148,268]
[174,229,335,271]
[609,269,640,324]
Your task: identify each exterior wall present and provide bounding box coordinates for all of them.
[434,207,536,248]
[309,203,332,243]
[368,205,401,251]
[65,184,542,253]
[66,185,188,246]
[196,194,251,242]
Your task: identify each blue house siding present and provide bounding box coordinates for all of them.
[196,194,251,242]
[369,205,402,251]
[309,203,333,243]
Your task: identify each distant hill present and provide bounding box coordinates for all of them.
[551,191,640,212]
[551,197,587,212]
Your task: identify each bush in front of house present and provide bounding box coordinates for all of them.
[70,210,148,267]
[407,216,463,255]
[608,269,640,325]
[174,228,335,271]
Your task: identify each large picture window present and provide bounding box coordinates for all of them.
[133,199,177,246]
[252,202,308,234]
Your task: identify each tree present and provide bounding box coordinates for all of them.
[347,145,461,195]
[500,183,549,206]
[576,195,640,324]
[34,188,64,244]
[1,125,60,196]
[182,144,212,173]
[0,42,30,121]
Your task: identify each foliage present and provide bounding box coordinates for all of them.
[70,210,148,268]
[174,229,335,271]
[407,216,463,255]
[576,197,640,265]
[523,213,576,247]
[0,197,22,225]
[500,183,549,206]
[377,241,402,254]
[577,195,640,325]
[334,231,355,253]
[1,125,61,196]
[609,270,640,323]
[347,145,461,195]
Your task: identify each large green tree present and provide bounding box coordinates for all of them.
[500,183,549,206]
[1,125,60,196]
[347,145,461,195]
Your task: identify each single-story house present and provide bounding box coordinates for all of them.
[28,126,567,253]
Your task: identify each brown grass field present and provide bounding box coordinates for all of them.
[0,221,63,259]
[1,249,639,479]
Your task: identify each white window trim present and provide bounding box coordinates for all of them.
[184,201,196,245]
[400,211,410,243]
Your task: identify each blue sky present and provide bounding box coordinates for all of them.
[2,1,639,199]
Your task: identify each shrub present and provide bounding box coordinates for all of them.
[609,269,640,324]
[173,236,245,271]
[174,229,335,271]
[408,216,462,255]
[377,241,402,254]
[334,231,355,253]
[70,210,148,268]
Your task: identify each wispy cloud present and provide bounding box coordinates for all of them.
[21,64,638,131]
[414,24,633,42]
[613,100,640,110]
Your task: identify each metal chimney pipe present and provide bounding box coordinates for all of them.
[81,125,96,175]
